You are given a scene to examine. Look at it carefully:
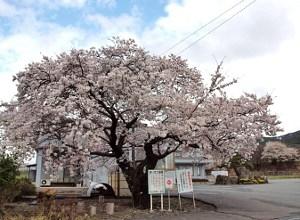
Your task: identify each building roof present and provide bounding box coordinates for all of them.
[175,158,212,164]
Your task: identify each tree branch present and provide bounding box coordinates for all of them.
[90,151,116,157]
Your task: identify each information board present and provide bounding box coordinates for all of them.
[164,170,176,189]
[176,168,193,193]
[148,170,165,194]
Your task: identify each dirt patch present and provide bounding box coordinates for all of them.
[2,196,214,220]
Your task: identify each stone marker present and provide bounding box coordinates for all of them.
[105,203,114,215]
[90,205,97,216]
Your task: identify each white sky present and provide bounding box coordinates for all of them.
[0,0,300,135]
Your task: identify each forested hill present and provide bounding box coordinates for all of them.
[263,130,300,148]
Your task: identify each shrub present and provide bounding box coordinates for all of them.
[0,154,20,217]
[0,154,19,188]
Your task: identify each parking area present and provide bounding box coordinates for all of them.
[190,179,300,219]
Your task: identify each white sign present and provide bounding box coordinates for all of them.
[148,170,165,194]
[176,169,193,193]
[165,171,176,189]
[211,170,228,177]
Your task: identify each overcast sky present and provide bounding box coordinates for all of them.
[0,0,299,135]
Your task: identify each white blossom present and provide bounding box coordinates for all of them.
[0,38,281,181]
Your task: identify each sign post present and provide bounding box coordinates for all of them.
[148,170,165,212]
[192,190,196,208]
[150,194,153,212]
[178,193,182,210]
[168,190,171,211]
[161,194,164,211]
[165,170,176,211]
[176,168,195,210]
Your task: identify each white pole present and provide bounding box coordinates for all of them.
[150,194,153,212]
[178,193,182,210]
[168,190,171,211]
[161,193,164,211]
[192,191,196,208]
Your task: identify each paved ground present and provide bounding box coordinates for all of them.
[136,179,300,220]
[186,179,300,220]
[135,210,254,220]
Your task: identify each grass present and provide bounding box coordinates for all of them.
[268,175,300,180]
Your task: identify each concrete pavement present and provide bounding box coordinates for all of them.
[188,179,300,220]
[140,210,254,220]
[135,179,300,220]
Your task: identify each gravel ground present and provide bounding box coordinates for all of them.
[3,196,214,220]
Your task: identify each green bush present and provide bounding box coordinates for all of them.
[0,155,36,199]
[0,154,20,202]
[0,155,37,218]
[0,154,19,188]
[0,154,20,217]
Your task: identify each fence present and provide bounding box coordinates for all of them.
[109,170,131,197]
[251,170,300,176]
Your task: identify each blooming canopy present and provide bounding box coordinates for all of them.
[0,38,281,206]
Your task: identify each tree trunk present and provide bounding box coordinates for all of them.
[130,171,149,208]
[118,158,158,209]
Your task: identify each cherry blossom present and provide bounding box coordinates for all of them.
[261,141,299,162]
[0,38,281,207]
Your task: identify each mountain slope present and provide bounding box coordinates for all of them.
[263,130,300,148]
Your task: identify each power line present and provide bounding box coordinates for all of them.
[161,0,248,55]
[177,0,256,55]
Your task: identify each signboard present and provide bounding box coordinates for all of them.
[176,168,193,193]
[164,171,176,189]
[148,170,165,194]
[211,170,228,177]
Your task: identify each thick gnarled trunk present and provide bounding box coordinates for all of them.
[118,158,158,208]
[129,171,149,208]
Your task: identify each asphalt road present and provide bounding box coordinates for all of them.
[189,179,300,220]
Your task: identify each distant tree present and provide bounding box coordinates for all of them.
[0,38,281,207]
[261,141,299,163]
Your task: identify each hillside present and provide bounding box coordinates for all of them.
[263,130,300,148]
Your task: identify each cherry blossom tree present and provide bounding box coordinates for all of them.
[261,141,299,163]
[0,38,281,207]
[197,93,281,166]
